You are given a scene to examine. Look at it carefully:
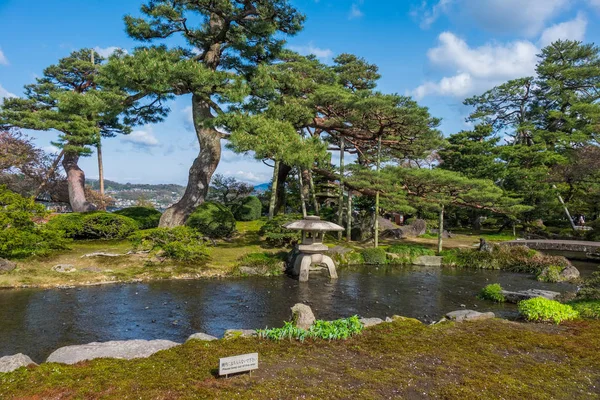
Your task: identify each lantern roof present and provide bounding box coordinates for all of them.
[283,216,344,232]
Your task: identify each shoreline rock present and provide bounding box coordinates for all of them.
[445,310,495,322]
[187,333,218,342]
[223,329,257,339]
[291,303,316,330]
[0,258,17,273]
[46,339,179,365]
[501,289,561,303]
[0,354,36,373]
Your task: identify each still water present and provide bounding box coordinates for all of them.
[2,259,597,363]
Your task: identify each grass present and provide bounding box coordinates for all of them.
[2,318,600,399]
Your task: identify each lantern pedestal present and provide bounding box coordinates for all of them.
[292,247,338,282]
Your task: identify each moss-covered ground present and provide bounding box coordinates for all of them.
[2,318,600,399]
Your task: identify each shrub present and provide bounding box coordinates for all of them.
[568,300,600,319]
[576,272,600,300]
[47,212,138,240]
[130,226,209,262]
[186,201,236,239]
[361,248,387,265]
[236,252,286,276]
[234,196,262,221]
[0,186,67,259]
[387,244,435,264]
[536,265,563,283]
[586,219,600,241]
[479,284,506,303]
[257,316,364,342]
[114,207,162,230]
[259,214,302,247]
[518,298,579,324]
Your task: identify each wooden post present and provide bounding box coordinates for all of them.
[338,137,345,241]
[437,205,445,255]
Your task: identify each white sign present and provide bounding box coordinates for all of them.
[219,353,259,376]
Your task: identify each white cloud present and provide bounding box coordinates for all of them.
[588,0,600,10]
[0,48,7,65]
[224,170,269,183]
[539,13,587,47]
[289,43,333,59]
[0,84,16,101]
[94,46,127,58]
[416,0,570,36]
[43,145,61,155]
[412,32,538,99]
[121,129,160,149]
[349,4,364,19]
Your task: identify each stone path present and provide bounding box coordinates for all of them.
[504,239,600,253]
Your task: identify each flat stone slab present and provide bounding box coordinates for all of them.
[46,340,179,364]
[359,317,384,327]
[187,333,218,342]
[445,310,495,322]
[413,256,442,267]
[81,252,126,258]
[223,329,257,340]
[0,353,36,373]
[501,289,561,304]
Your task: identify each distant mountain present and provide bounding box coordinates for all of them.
[253,183,270,193]
[86,179,186,211]
[86,179,185,193]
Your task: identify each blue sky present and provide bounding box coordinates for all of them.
[1,0,599,185]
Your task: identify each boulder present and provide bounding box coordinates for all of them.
[187,332,218,342]
[413,256,442,267]
[501,289,561,304]
[291,303,316,330]
[0,353,36,373]
[238,266,260,276]
[223,329,257,339]
[538,265,580,283]
[559,265,580,281]
[359,317,384,328]
[46,340,179,364]
[445,310,495,322]
[52,264,76,273]
[0,258,16,273]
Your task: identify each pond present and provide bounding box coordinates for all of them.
[2,257,598,363]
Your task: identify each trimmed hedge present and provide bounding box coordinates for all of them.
[114,207,162,230]
[47,212,138,240]
[234,196,262,221]
[186,201,236,239]
[129,226,209,262]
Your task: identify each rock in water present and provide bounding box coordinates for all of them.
[559,265,580,281]
[46,340,179,364]
[359,317,384,327]
[291,303,316,330]
[187,333,218,342]
[0,258,16,273]
[52,264,76,273]
[445,310,495,322]
[0,354,36,373]
[478,238,493,253]
[501,289,561,304]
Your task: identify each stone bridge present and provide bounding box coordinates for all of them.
[504,239,600,255]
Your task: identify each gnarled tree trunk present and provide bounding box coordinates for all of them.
[160,95,221,227]
[62,151,95,212]
[274,162,292,215]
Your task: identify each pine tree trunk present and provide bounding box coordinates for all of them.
[437,205,445,255]
[274,163,291,215]
[298,168,307,218]
[268,160,280,220]
[35,149,65,197]
[160,94,221,227]
[308,170,319,214]
[62,151,95,212]
[338,137,345,240]
[347,189,352,242]
[374,136,382,248]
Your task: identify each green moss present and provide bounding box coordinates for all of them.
[537,265,563,283]
[518,297,579,324]
[360,248,387,265]
[479,283,506,303]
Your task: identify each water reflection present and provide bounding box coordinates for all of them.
[0,265,585,362]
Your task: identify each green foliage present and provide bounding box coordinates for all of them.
[536,265,563,283]
[186,202,236,239]
[441,245,569,274]
[479,284,506,303]
[0,187,67,259]
[235,252,285,276]
[259,214,302,247]
[568,301,600,319]
[129,226,209,263]
[360,248,387,265]
[586,220,600,241]
[114,207,162,230]
[257,316,364,342]
[47,212,138,240]
[518,298,579,324]
[234,196,262,221]
[387,244,435,264]
[576,272,600,300]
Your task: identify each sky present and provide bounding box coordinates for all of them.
[1,0,599,185]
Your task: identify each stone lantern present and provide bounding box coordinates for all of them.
[283,216,344,282]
